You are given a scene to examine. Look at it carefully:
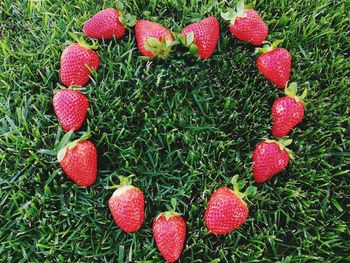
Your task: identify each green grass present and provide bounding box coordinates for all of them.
[1,0,349,262]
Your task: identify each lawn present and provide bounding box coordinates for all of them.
[0,0,349,262]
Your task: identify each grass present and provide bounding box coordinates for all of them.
[0,0,349,262]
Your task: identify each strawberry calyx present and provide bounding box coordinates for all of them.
[117,176,133,187]
[265,138,295,160]
[144,35,176,59]
[221,0,251,25]
[178,31,199,56]
[116,2,137,27]
[53,86,87,94]
[57,130,91,162]
[284,82,308,106]
[109,176,136,196]
[53,87,67,95]
[230,175,257,205]
[156,198,182,221]
[255,39,283,54]
[157,211,182,221]
[68,32,98,50]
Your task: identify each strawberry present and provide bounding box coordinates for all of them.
[204,176,256,235]
[221,0,268,46]
[253,139,294,183]
[83,6,136,40]
[60,37,100,87]
[153,199,186,263]
[108,177,145,233]
[53,89,89,132]
[135,20,175,59]
[256,40,291,89]
[272,82,307,138]
[57,132,97,187]
[179,16,220,59]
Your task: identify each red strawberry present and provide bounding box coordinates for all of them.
[272,82,307,138]
[135,20,175,59]
[53,89,89,132]
[57,135,97,187]
[83,8,125,40]
[108,177,145,233]
[153,200,186,263]
[60,40,100,87]
[256,40,291,89]
[179,16,220,59]
[253,139,293,183]
[83,7,136,40]
[204,176,256,235]
[221,0,268,46]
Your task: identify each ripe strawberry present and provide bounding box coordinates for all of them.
[108,177,145,233]
[256,40,291,89]
[83,7,136,40]
[179,16,220,59]
[204,176,256,235]
[53,89,89,132]
[60,39,100,87]
[253,139,294,183]
[153,199,186,263]
[57,134,97,187]
[221,0,268,46]
[83,8,125,40]
[135,20,175,59]
[272,82,307,138]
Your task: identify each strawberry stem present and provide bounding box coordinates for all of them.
[278,138,295,160]
[178,32,195,47]
[189,44,199,56]
[108,175,135,189]
[284,82,308,106]
[301,88,308,100]
[271,39,284,48]
[144,35,176,59]
[56,130,91,162]
[117,3,137,28]
[68,32,98,50]
[171,197,177,212]
[118,176,132,187]
[156,198,181,221]
[178,32,199,57]
[221,0,248,25]
[116,1,124,11]
[285,82,298,96]
[231,175,257,203]
[162,211,181,220]
[244,186,257,197]
[57,130,74,152]
[255,39,284,54]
